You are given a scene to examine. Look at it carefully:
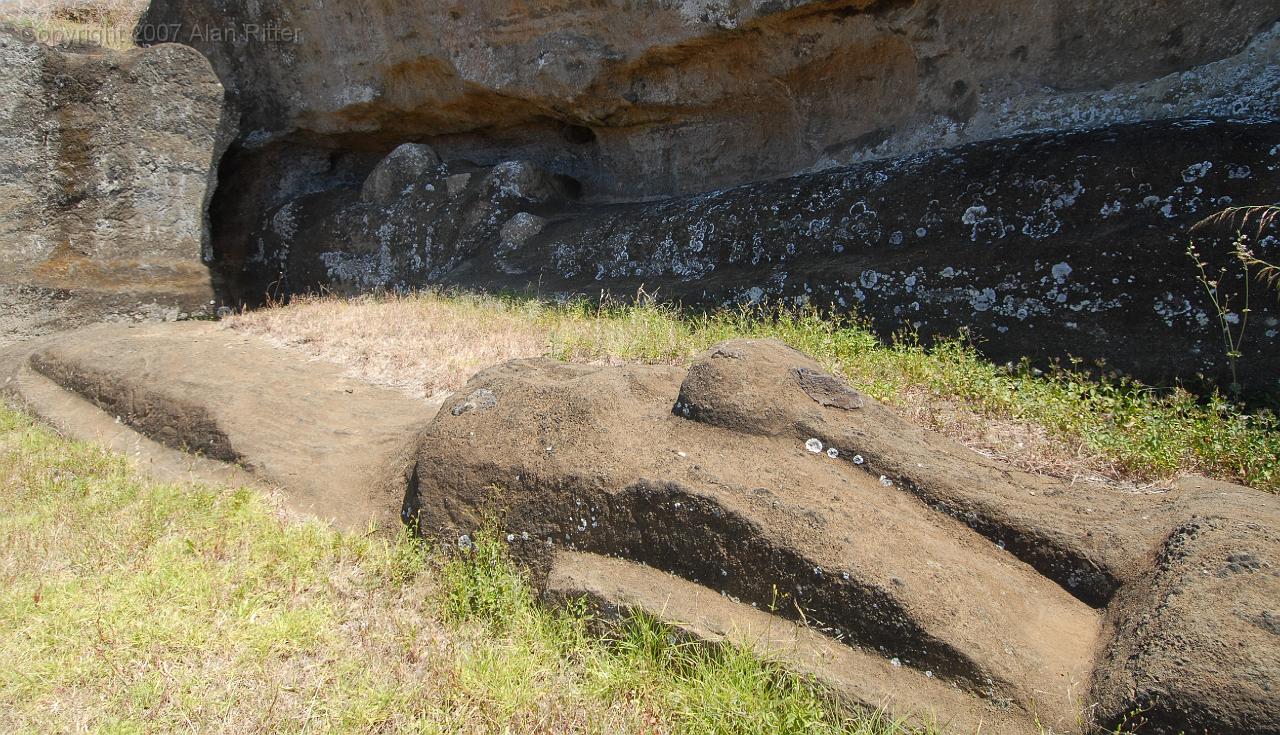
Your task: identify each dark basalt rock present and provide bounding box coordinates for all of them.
[794,368,866,411]
[219,118,1280,394]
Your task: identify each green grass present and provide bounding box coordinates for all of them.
[0,405,925,733]
[523,295,1278,491]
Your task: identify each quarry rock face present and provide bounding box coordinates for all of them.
[141,0,1280,197]
[0,3,1275,731]
[127,0,1280,391]
[234,120,1280,392]
[407,339,1280,734]
[134,0,1280,391]
[0,28,232,304]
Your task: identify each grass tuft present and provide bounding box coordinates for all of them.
[438,530,926,735]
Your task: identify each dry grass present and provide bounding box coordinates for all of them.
[0,0,149,50]
[228,294,551,402]
[223,291,1280,492]
[892,386,1111,481]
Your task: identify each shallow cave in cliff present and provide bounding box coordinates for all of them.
[202,118,1280,402]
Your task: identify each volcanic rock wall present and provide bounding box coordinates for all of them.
[0,28,232,303]
[134,0,1280,390]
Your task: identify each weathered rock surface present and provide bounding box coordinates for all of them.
[546,550,1032,734]
[141,0,1280,197]
[0,28,232,305]
[1,322,438,527]
[235,120,1280,392]
[246,150,578,300]
[406,338,1280,734]
[1092,478,1280,734]
[0,283,204,350]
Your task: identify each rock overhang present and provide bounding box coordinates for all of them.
[139,0,1280,197]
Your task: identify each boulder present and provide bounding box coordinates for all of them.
[0,28,232,305]
[360,143,442,205]
[1091,478,1280,734]
[405,339,1280,733]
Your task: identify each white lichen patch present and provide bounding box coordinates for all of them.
[962,205,988,225]
[970,287,998,312]
[270,201,298,240]
[1182,161,1213,182]
[1153,293,1195,327]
